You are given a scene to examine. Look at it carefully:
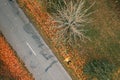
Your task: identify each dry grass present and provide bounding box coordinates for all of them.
[85,0,120,60]
[82,0,120,78]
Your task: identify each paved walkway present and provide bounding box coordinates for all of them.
[0,0,72,80]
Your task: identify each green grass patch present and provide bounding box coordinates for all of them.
[83,59,116,80]
[85,27,100,40]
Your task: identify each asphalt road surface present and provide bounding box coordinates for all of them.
[0,0,72,80]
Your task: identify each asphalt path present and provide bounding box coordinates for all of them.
[0,0,72,80]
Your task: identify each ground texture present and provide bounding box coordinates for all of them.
[18,0,120,79]
[0,33,34,80]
